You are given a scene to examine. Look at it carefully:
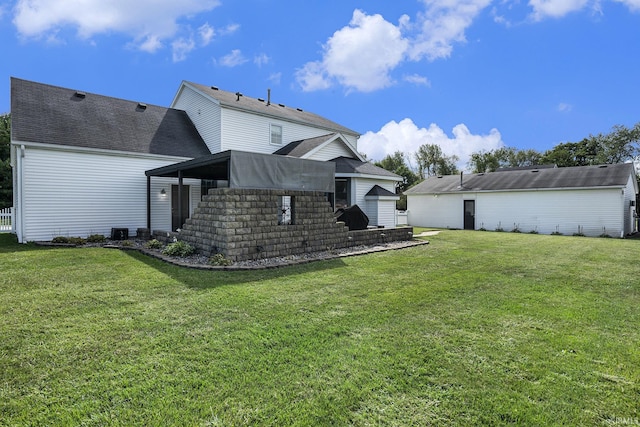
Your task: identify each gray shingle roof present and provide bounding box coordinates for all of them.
[11,78,210,158]
[273,133,337,157]
[365,185,398,197]
[405,163,636,194]
[331,157,401,180]
[186,82,359,136]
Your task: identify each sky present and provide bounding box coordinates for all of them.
[1,0,639,171]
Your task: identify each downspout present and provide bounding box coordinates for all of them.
[16,145,25,242]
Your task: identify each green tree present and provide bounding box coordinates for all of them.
[415,144,458,179]
[0,114,11,208]
[468,147,542,173]
[374,151,419,192]
[374,151,419,210]
[540,122,640,167]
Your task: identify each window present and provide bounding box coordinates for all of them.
[335,179,350,210]
[278,195,295,225]
[270,124,282,145]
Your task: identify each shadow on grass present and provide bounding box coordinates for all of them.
[121,249,348,289]
[0,233,47,254]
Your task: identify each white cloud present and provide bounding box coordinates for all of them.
[528,0,590,20]
[172,37,195,62]
[295,61,332,92]
[268,72,282,85]
[297,9,409,92]
[138,35,163,53]
[254,53,270,67]
[198,23,215,46]
[404,73,431,86]
[218,23,240,36]
[219,49,248,67]
[358,118,504,170]
[409,0,493,61]
[557,102,573,112]
[12,0,220,51]
[616,0,640,11]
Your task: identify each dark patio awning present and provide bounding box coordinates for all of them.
[146,150,336,192]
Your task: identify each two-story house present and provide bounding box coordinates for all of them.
[10,78,401,243]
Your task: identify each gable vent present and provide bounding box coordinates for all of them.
[74,91,86,99]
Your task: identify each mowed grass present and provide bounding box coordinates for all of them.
[0,231,638,426]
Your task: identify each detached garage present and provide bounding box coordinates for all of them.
[405,164,638,238]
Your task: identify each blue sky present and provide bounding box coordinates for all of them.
[1,0,639,170]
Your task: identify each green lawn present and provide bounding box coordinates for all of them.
[1,231,638,426]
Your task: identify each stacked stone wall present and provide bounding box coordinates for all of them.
[165,188,413,262]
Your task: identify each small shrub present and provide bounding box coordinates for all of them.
[52,236,85,245]
[551,231,563,236]
[120,240,133,247]
[511,223,521,233]
[209,253,233,266]
[87,234,106,243]
[494,222,504,232]
[599,233,612,238]
[144,239,163,249]
[162,241,196,257]
[529,230,539,234]
[67,237,86,245]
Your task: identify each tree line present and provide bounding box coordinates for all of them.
[374,122,640,202]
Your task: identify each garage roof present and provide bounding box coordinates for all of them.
[405,163,637,194]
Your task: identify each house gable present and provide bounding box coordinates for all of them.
[274,133,364,162]
[172,81,361,155]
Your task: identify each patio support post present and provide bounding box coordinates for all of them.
[146,176,151,230]
[178,171,183,230]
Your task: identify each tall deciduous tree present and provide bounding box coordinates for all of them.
[0,114,12,208]
[415,144,458,179]
[374,151,419,192]
[374,151,419,210]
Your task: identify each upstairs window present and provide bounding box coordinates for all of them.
[270,124,282,145]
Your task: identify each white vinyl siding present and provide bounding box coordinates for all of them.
[307,142,355,162]
[354,179,396,227]
[408,193,464,229]
[408,188,628,237]
[172,85,220,154]
[17,146,199,242]
[220,108,358,154]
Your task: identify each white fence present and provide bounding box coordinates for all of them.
[0,207,13,232]
[396,210,408,226]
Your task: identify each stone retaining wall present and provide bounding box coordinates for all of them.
[156,188,413,262]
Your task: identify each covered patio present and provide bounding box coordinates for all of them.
[144,150,336,231]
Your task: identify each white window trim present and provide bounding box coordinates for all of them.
[270,123,283,146]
